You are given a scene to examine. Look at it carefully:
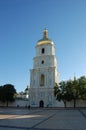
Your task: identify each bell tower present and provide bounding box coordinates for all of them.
[30,29,58,107]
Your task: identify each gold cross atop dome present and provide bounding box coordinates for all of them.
[37,29,53,46]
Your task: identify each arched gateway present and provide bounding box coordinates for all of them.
[39,100,44,107]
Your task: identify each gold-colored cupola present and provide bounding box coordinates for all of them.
[37,29,53,46]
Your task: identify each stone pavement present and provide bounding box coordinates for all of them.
[0,108,86,130]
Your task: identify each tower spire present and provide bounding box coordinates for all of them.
[43,28,48,39]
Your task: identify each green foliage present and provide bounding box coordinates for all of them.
[78,76,86,99]
[0,84,16,106]
[54,75,86,107]
[25,85,29,92]
[54,83,61,101]
[0,86,3,101]
[54,80,73,102]
[66,80,73,101]
[72,78,79,98]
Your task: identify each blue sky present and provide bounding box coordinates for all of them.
[0,0,86,92]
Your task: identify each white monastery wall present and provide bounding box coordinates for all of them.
[0,99,29,107]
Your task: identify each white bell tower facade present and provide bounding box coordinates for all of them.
[30,29,58,107]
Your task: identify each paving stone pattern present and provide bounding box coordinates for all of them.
[0,108,86,130]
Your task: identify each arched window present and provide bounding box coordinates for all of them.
[41,60,44,64]
[40,74,45,86]
[41,48,45,54]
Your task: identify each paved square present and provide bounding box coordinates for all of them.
[0,108,86,130]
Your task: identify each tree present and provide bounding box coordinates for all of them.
[54,79,78,108]
[25,86,29,91]
[54,76,86,108]
[0,84,16,107]
[66,80,73,101]
[72,76,79,108]
[78,76,86,99]
[0,86,3,101]
[54,83,61,101]
[54,81,68,108]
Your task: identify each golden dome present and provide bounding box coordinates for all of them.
[37,29,53,46]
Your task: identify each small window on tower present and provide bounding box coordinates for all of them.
[41,60,44,64]
[42,48,45,54]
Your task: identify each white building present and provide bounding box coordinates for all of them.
[29,29,58,107]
